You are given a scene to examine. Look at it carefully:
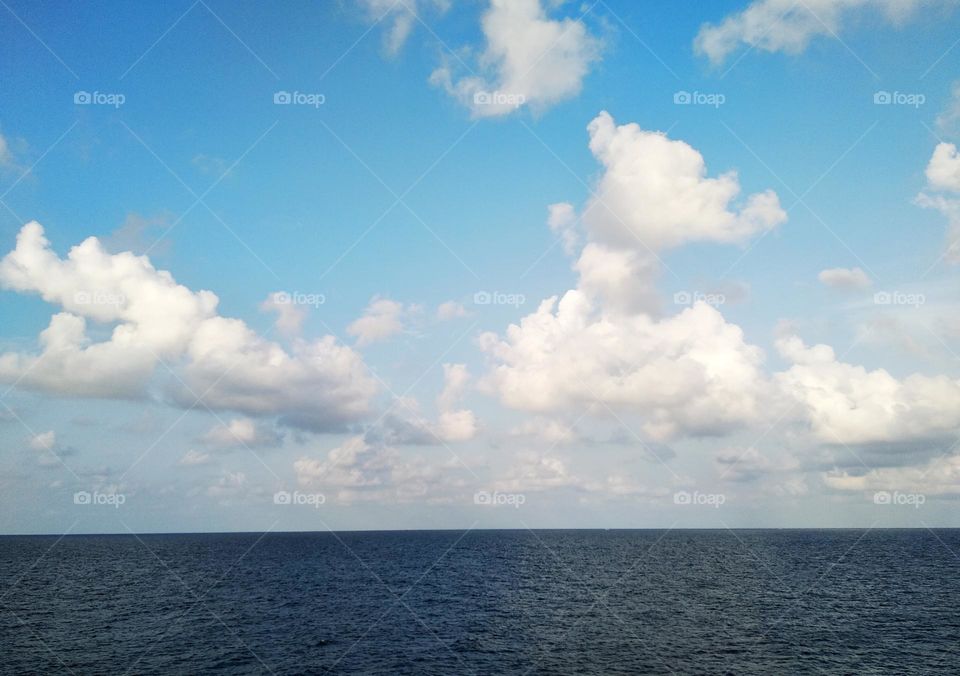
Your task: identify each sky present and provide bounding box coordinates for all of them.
[2,0,960,534]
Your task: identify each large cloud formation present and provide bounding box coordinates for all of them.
[480,112,783,440]
[0,222,377,431]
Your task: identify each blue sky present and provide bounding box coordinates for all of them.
[2,0,960,534]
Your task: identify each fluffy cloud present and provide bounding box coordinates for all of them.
[0,222,377,432]
[430,0,601,117]
[347,297,410,346]
[202,417,283,449]
[694,0,943,65]
[480,112,782,441]
[818,266,871,290]
[775,334,960,446]
[481,291,769,441]
[917,142,960,264]
[582,111,786,253]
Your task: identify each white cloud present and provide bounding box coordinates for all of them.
[694,0,944,65]
[429,0,601,117]
[207,470,247,499]
[480,291,769,441]
[480,113,782,441]
[917,142,960,264]
[259,291,307,337]
[0,222,378,432]
[582,111,786,253]
[436,300,468,320]
[775,333,960,446]
[925,142,960,192]
[347,297,408,346]
[818,266,871,290]
[202,417,282,449]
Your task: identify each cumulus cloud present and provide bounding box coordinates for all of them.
[775,333,960,446]
[480,112,783,441]
[201,417,283,450]
[694,0,944,65]
[0,222,378,432]
[582,111,786,253]
[818,266,871,290]
[429,0,601,117]
[480,292,769,441]
[917,142,960,264]
[347,297,411,346]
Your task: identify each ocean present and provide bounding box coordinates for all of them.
[2,529,958,674]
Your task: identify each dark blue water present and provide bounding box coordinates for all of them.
[2,529,958,674]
